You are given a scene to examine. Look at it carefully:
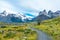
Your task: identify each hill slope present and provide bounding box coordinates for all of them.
[33,17,60,40]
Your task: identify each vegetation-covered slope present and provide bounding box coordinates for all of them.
[32,17,60,40]
[0,25,37,40]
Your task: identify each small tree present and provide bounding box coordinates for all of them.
[37,19,41,25]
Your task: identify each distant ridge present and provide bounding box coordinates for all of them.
[0,10,60,23]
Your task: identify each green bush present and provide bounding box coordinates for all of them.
[4,32,15,38]
[16,29,24,32]
[0,26,7,28]
[24,29,31,34]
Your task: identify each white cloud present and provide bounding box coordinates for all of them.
[1,0,60,17]
[18,0,60,12]
[0,1,18,13]
[16,0,58,16]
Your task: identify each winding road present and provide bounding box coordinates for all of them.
[29,27,52,40]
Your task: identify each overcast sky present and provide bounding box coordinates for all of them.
[0,0,60,17]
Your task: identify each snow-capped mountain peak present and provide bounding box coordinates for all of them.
[0,11,32,22]
[0,11,26,18]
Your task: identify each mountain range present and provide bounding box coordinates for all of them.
[0,11,31,23]
[34,10,60,21]
[0,10,60,23]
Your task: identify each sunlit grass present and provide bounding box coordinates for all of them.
[0,24,37,40]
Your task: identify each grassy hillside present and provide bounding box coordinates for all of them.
[0,25,37,40]
[32,17,60,40]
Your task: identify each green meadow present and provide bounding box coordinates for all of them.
[0,24,37,40]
